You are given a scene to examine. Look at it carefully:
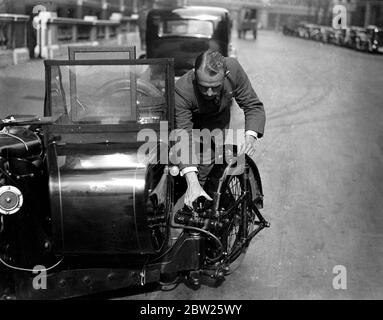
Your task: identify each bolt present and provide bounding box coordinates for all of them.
[58,279,66,288]
[44,241,50,249]
[82,276,91,285]
[107,273,115,281]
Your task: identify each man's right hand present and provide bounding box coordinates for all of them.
[184,171,212,208]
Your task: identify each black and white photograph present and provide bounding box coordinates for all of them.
[0,0,382,304]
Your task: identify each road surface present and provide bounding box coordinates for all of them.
[122,31,383,300]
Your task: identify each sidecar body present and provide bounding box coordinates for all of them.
[0,56,268,299]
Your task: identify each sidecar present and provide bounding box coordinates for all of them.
[0,56,268,299]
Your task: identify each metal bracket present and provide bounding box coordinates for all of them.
[140,269,146,286]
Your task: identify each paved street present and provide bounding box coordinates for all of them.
[1,30,383,299]
[0,58,46,118]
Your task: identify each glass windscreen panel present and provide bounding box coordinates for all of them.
[158,19,214,38]
[49,63,167,125]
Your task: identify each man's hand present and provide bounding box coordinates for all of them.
[184,171,212,208]
[240,134,257,157]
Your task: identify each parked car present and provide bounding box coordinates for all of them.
[296,22,305,38]
[143,6,235,76]
[308,24,322,41]
[343,26,361,48]
[237,7,258,40]
[282,19,383,55]
[320,26,336,44]
[333,28,348,46]
[354,27,370,51]
[294,23,321,41]
[282,24,296,36]
[282,17,301,37]
[0,49,268,299]
[364,25,383,53]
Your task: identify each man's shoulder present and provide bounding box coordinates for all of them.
[225,57,242,73]
[175,70,195,100]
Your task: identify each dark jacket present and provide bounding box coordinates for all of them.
[174,57,266,168]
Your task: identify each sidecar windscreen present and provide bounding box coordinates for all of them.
[44,59,174,125]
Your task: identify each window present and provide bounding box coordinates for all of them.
[158,19,214,38]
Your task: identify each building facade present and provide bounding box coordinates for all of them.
[0,0,146,66]
[180,0,383,29]
[345,0,383,27]
[0,0,140,17]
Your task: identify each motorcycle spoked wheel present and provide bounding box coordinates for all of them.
[205,165,258,274]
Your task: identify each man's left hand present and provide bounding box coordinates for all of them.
[243,134,257,157]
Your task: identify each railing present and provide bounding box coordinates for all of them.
[120,16,138,33]
[35,13,138,58]
[47,17,121,44]
[0,14,29,50]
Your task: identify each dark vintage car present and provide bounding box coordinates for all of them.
[0,51,268,299]
[332,28,348,46]
[282,19,383,55]
[357,25,383,53]
[319,26,336,44]
[296,22,313,39]
[143,6,235,76]
[237,7,258,40]
[308,24,323,41]
[342,27,360,48]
